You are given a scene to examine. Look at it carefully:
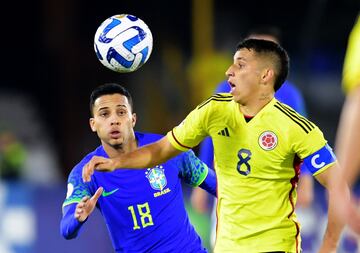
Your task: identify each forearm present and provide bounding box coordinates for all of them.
[317,167,348,252]
[115,137,181,169]
[60,204,85,239]
[319,186,348,252]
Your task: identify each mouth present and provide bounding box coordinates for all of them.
[228,81,236,92]
[109,130,121,139]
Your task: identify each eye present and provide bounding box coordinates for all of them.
[118,110,127,116]
[98,111,109,117]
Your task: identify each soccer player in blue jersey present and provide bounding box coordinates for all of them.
[60,83,216,252]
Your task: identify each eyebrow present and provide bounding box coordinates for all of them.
[97,104,127,111]
[235,56,247,61]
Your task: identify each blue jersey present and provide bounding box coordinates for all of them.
[61,132,215,253]
[200,80,310,174]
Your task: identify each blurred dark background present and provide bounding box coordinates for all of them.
[1,0,359,177]
[0,0,359,252]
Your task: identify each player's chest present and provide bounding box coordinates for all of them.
[210,117,287,150]
[210,119,295,174]
[94,163,181,202]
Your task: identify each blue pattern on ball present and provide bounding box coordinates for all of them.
[98,18,121,44]
[106,26,150,69]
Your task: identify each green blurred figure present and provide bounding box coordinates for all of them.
[0,130,27,180]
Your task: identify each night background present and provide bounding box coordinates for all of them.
[0,0,359,252]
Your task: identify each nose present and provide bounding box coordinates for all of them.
[110,115,120,125]
[225,65,234,77]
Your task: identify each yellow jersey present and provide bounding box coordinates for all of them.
[167,94,336,253]
[343,15,360,94]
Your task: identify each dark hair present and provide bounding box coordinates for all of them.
[247,25,282,44]
[235,38,289,91]
[89,83,133,116]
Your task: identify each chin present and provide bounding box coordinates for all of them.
[108,138,123,146]
[231,94,241,103]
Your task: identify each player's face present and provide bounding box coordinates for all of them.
[225,49,264,104]
[90,94,136,149]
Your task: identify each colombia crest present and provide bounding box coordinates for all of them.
[258,131,278,150]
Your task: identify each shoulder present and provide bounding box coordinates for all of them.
[136,132,164,146]
[272,100,316,135]
[69,147,102,176]
[215,81,231,93]
[276,81,302,98]
[196,93,233,110]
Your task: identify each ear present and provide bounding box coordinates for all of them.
[89,118,97,132]
[132,113,137,128]
[261,68,275,85]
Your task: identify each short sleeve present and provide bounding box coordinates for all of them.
[62,167,92,208]
[176,150,209,187]
[167,103,210,151]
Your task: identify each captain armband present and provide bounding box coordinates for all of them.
[303,144,336,175]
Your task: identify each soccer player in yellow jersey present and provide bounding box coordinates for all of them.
[83,39,349,253]
[335,14,360,234]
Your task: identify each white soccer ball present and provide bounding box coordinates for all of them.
[94,14,153,73]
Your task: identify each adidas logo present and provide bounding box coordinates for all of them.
[218,127,230,137]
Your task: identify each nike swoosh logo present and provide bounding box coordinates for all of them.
[102,188,119,197]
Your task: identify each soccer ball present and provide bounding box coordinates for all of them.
[94,14,153,73]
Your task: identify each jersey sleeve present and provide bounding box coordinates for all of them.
[302,143,337,175]
[177,150,216,196]
[167,101,211,151]
[342,15,360,94]
[62,168,92,209]
[60,166,92,239]
[292,125,336,176]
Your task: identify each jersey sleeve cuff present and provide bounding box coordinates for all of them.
[312,161,336,176]
[166,130,190,152]
[62,198,82,209]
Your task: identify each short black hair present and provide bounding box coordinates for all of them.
[89,83,133,116]
[235,38,289,92]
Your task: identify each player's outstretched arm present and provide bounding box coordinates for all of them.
[60,187,103,239]
[83,136,181,182]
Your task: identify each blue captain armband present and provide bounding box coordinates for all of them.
[303,144,337,175]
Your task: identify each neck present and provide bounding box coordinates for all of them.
[102,134,138,158]
[239,94,273,116]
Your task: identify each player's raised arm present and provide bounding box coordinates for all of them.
[83,136,181,182]
[61,166,103,239]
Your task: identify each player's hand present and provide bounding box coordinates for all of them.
[74,187,103,222]
[82,156,118,182]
